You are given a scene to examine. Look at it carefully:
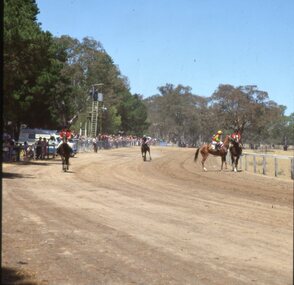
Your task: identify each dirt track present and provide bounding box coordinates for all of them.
[2,146,293,285]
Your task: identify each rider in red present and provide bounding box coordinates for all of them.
[231,128,241,142]
[57,127,73,154]
[231,128,242,147]
[59,128,72,140]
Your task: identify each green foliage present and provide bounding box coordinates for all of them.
[4,0,148,138]
[116,92,149,135]
[103,106,121,134]
[4,0,65,132]
[145,83,292,146]
[145,84,207,144]
[58,36,148,135]
[210,84,286,143]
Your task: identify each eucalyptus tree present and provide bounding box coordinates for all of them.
[145,84,206,144]
[268,111,294,145]
[209,84,284,143]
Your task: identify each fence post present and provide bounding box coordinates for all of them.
[253,155,256,173]
[262,156,266,175]
[274,157,278,177]
[291,158,294,180]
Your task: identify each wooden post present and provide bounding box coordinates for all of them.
[291,158,294,180]
[253,155,256,173]
[262,156,266,175]
[274,157,278,177]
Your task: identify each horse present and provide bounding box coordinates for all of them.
[141,143,151,161]
[57,141,71,172]
[229,136,242,172]
[194,135,230,171]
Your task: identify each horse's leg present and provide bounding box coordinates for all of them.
[220,156,226,171]
[201,153,209,171]
[66,157,69,170]
[62,157,66,172]
[234,156,239,172]
[148,149,151,160]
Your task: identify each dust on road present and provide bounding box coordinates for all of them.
[2,147,293,285]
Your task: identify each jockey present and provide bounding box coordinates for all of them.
[211,130,223,150]
[142,135,152,146]
[57,128,73,154]
[59,127,72,140]
[231,128,241,142]
[231,128,242,147]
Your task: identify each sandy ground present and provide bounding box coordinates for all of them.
[2,146,293,285]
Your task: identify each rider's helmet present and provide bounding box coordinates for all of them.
[217,130,222,135]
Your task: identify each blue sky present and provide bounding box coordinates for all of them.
[36,0,294,115]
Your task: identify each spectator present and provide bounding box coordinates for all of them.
[93,137,98,153]
[36,137,42,159]
[41,137,48,159]
[24,141,29,157]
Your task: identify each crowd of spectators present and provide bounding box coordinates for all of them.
[2,132,155,163]
[2,133,50,162]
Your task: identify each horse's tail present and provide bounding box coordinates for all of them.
[194,148,200,162]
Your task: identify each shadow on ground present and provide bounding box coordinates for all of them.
[2,172,35,179]
[1,267,42,285]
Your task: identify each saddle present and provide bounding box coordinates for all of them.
[209,143,226,152]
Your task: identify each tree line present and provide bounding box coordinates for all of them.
[4,0,293,146]
[145,84,294,145]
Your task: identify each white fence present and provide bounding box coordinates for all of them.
[228,152,294,180]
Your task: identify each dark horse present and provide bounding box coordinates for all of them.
[141,143,151,161]
[57,142,71,172]
[194,135,230,171]
[229,136,242,172]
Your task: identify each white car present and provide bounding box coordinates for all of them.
[67,139,78,157]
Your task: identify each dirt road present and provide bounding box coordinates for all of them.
[2,147,293,285]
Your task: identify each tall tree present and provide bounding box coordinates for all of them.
[116,92,149,135]
[57,36,148,135]
[210,84,285,142]
[4,0,59,135]
[145,84,206,144]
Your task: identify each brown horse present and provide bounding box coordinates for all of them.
[141,143,151,161]
[229,136,242,172]
[57,141,72,172]
[194,135,230,171]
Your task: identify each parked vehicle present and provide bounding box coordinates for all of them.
[18,128,57,146]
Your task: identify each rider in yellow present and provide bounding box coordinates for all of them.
[211,130,223,150]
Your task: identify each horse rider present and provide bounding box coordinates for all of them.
[56,128,73,154]
[142,135,152,146]
[211,130,223,150]
[231,128,242,147]
[59,127,72,140]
